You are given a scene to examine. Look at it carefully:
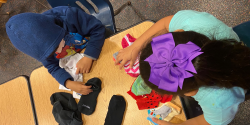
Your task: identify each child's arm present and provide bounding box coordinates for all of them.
[65,7,106,74]
[42,56,73,86]
[65,80,93,95]
[64,7,106,59]
[43,6,105,74]
[42,57,92,95]
[75,56,93,74]
[115,15,174,69]
[152,115,210,125]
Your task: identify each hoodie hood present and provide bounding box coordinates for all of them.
[6,13,65,62]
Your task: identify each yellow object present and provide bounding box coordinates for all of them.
[65,47,76,57]
[156,115,160,119]
[0,0,7,3]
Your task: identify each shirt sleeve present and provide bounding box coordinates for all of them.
[42,56,73,86]
[195,87,245,125]
[64,7,106,59]
[169,10,240,41]
[202,104,240,125]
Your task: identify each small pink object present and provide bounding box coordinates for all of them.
[121,34,137,48]
[121,34,140,77]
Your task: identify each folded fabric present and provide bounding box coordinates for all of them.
[147,102,181,125]
[121,34,140,77]
[136,90,162,110]
[104,95,126,125]
[161,94,173,103]
[163,102,181,121]
[127,89,145,100]
[78,77,102,115]
[148,105,172,120]
[148,102,181,125]
[59,53,84,82]
[50,92,82,125]
[56,33,88,59]
[131,75,152,96]
[128,86,173,110]
[58,53,84,99]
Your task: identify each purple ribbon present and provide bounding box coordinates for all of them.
[144,33,203,92]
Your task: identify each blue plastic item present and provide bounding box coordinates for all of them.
[147,117,158,125]
[47,0,117,33]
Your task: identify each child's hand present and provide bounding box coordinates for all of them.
[115,43,141,69]
[65,80,93,95]
[152,118,173,125]
[76,56,93,74]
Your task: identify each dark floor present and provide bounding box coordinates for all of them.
[0,0,49,84]
[0,0,250,124]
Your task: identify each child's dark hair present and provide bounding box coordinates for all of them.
[139,31,250,96]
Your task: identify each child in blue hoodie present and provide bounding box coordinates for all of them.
[6,6,106,95]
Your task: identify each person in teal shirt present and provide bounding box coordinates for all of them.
[115,10,249,125]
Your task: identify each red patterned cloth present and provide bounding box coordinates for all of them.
[55,45,82,59]
[127,88,173,110]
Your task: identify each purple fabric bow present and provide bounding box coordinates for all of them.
[144,33,203,92]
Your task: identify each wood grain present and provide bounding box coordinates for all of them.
[30,67,73,125]
[0,76,35,125]
[30,21,186,125]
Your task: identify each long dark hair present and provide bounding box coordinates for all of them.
[139,31,250,96]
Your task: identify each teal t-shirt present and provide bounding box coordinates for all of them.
[192,87,245,125]
[169,10,244,125]
[169,10,240,41]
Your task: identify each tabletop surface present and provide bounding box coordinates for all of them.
[30,21,186,125]
[0,76,35,125]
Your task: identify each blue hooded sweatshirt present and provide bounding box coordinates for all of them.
[6,6,105,86]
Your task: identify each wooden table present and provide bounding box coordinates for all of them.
[30,21,186,125]
[0,0,7,7]
[0,76,35,125]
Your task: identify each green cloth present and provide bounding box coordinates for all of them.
[131,75,152,96]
